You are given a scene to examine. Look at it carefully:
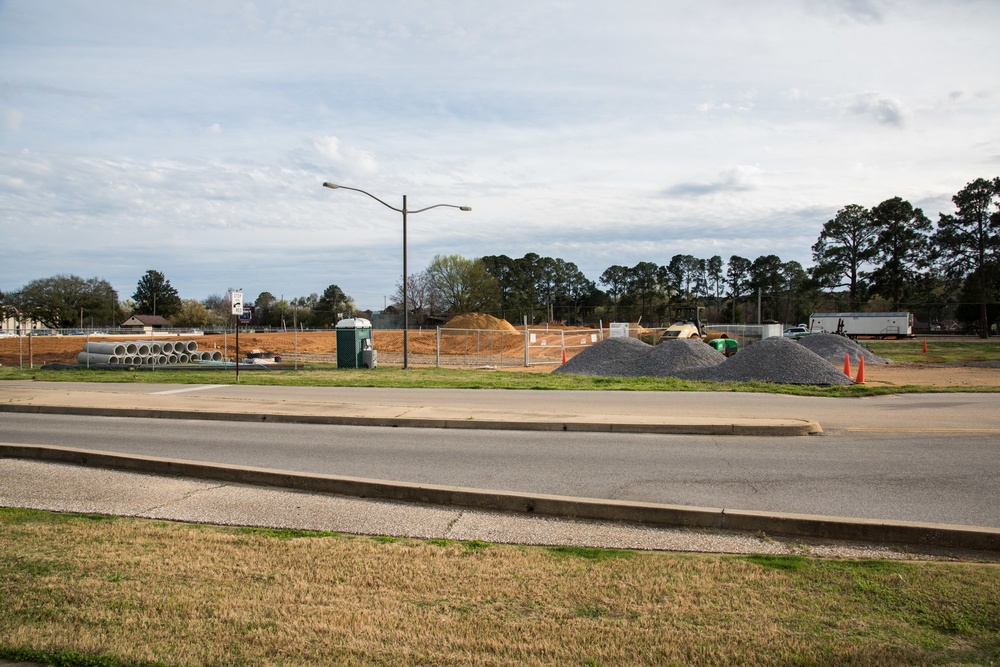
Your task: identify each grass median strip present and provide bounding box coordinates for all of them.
[2,365,998,396]
[2,508,998,666]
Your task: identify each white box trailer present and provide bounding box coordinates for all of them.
[809,312,913,339]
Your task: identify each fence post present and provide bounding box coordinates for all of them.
[523,321,529,367]
[436,327,441,368]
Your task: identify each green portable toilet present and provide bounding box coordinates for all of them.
[335,318,375,368]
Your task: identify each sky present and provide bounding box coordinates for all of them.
[1,0,998,311]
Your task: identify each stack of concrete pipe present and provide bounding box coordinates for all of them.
[77,340,224,366]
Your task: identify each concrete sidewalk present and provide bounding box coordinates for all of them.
[0,381,822,435]
[3,457,997,562]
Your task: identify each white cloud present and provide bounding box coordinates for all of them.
[313,136,379,177]
[2,1,999,308]
[696,100,754,114]
[806,0,885,25]
[848,93,907,127]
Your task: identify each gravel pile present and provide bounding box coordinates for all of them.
[676,337,854,385]
[553,337,726,378]
[553,336,652,377]
[796,333,891,365]
[644,338,726,375]
[556,335,855,385]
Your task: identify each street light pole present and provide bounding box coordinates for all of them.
[402,194,409,367]
[322,182,471,369]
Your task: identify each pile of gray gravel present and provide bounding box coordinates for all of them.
[556,335,854,385]
[796,333,890,365]
[676,337,854,385]
[553,336,652,377]
[644,338,726,375]
[553,336,725,378]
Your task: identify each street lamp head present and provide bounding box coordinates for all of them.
[322,182,340,189]
[460,206,472,211]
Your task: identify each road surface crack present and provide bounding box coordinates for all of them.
[143,482,228,513]
[444,511,465,536]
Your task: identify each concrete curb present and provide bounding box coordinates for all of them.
[3,443,996,553]
[0,404,821,436]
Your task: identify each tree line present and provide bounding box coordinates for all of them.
[396,178,1000,334]
[0,269,358,331]
[3,177,998,334]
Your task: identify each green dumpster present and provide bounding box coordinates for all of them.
[335,318,375,368]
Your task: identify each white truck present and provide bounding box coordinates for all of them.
[808,312,913,339]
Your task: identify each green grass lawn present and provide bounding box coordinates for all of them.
[865,339,1000,363]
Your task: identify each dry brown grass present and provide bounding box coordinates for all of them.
[2,510,998,666]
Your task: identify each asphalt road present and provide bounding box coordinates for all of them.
[1,411,996,528]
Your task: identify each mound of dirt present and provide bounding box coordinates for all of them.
[443,313,518,332]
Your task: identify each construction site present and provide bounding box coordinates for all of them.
[1,312,998,388]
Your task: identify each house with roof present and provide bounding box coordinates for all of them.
[1,314,44,334]
[121,314,173,333]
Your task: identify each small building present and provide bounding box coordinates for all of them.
[1,314,44,334]
[121,314,173,333]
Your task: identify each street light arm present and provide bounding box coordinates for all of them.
[323,182,402,213]
[323,182,470,214]
[408,203,473,214]
[320,180,471,371]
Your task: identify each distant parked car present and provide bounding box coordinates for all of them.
[67,330,87,336]
[783,326,809,337]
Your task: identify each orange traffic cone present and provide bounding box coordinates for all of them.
[843,353,851,377]
[561,348,567,364]
[923,339,927,353]
[855,356,865,384]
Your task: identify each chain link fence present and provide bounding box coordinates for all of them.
[400,327,608,368]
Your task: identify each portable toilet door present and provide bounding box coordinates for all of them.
[335,318,373,368]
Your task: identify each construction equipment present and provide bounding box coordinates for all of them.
[661,306,706,339]
[660,306,738,356]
